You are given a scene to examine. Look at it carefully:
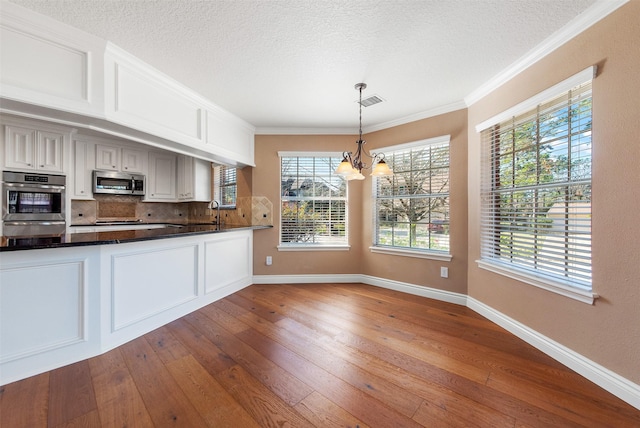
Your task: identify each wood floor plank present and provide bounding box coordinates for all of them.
[47,360,97,427]
[119,335,208,427]
[143,324,191,364]
[87,348,154,427]
[165,354,260,427]
[272,314,517,428]
[222,319,424,428]
[0,372,49,428]
[183,310,314,406]
[199,301,251,334]
[54,409,101,428]
[411,391,516,428]
[215,364,315,428]
[236,313,425,418]
[164,318,237,375]
[294,391,372,428]
[487,369,640,427]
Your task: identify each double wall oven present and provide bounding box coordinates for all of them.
[2,170,66,239]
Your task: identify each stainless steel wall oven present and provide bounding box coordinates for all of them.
[2,171,66,236]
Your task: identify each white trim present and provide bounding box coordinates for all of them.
[251,273,467,306]
[465,0,627,107]
[364,101,468,134]
[477,259,596,305]
[252,274,362,284]
[376,135,450,153]
[278,151,344,158]
[475,66,596,132]
[277,245,350,252]
[468,297,640,411]
[369,246,452,261]
[257,127,356,135]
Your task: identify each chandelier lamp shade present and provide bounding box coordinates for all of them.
[335,83,393,181]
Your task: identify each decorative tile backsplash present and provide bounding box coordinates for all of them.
[70,195,272,226]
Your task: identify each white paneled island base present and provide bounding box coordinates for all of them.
[0,229,253,385]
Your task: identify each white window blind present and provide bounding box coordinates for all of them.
[480,79,593,292]
[213,165,237,207]
[373,138,450,253]
[280,155,347,246]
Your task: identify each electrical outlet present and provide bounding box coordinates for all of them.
[440,266,449,278]
[266,256,272,266]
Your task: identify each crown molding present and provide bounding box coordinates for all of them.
[464,0,629,107]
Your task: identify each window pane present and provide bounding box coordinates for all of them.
[280,155,347,245]
[481,82,592,290]
[373,141,450,252]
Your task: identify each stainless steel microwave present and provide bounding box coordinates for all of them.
[93,170,145,195]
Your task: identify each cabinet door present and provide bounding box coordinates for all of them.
[73,140,95,199]
[37,131,64,172]
[147,151,176,201]
[4,125,36,170]
[177,155,194,200]
[121,148,146,173]
[177,156,211,202]
[95,144,119,171]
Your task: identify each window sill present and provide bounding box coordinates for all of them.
[369,246,452,261]
[476,259,597,305]
[278,244,350,252]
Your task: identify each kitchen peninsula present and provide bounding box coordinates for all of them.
[0,224,270,385]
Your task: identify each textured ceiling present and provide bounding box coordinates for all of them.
[6,0,602,132]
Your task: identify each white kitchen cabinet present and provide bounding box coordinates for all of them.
[122,148,146,173]
[207,107,255,166]
[3,124,65,173]
[177,155,211,202]
[95,144,119,171]
[0,229,254,385]
[146,151,177,201]
[72,140,95,199]
[95,144,146,174]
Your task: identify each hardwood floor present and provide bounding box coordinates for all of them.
[1,283,639,427]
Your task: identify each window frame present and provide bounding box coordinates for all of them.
[213,165,237,209]
[371,136,452,261]
[278,151,349,251]
[476,66,597,304]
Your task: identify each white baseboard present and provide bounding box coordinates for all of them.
[252,274,640,410]
[252,273,467,306]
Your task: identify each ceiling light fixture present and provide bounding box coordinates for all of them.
[335,83,393,181]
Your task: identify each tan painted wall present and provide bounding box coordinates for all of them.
[360,109,468,294]
[252,134,364,275]
[467,1,640,383]
[253,108,468,293]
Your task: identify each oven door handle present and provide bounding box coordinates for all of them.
[3,221,66,226]
[4,182,66,191]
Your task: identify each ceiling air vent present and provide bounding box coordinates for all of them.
[359,94,384,107]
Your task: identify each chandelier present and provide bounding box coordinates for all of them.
[335,83,393,181]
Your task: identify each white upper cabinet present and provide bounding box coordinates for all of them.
[177,155,211,202]
[104,44,206,148]
[1,3,254,167]
[0,2,105,116]
[95,144,146,173]
[95,144,120,171]
[72,139,95,199]
[122,148,146,173]
[3,123,67,173]
[146,151,177,202]
[207,106,255,167]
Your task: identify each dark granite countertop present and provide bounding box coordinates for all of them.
[0,223,272,252]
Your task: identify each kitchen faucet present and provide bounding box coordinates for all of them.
[207,200,221,225]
